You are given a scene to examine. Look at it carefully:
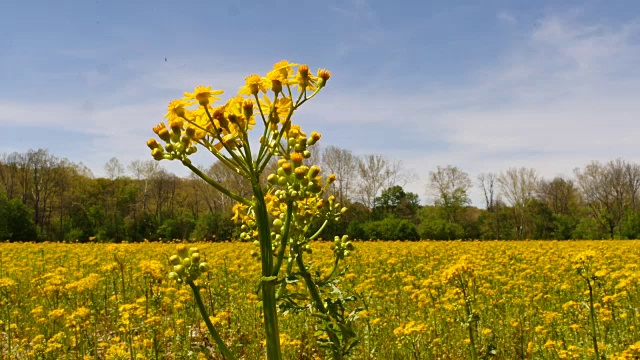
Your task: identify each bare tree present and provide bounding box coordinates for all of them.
[477,172,497,211]
[322,146,359,205]
[356,155,387,209]
[428,165,472,223]
[575,159,637,239]
[356,154,416,209]
[105,157,124,180]
[128,160,161,214]
[537,176,578,215]
[498,167,538,238]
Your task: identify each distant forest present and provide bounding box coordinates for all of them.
[1,148,640,242]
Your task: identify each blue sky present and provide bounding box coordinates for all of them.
[3,0,640,204]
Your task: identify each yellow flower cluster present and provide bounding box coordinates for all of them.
[147,61,331,166]
[3,241,640,358]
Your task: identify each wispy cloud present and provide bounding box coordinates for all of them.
[4,7,640,206]
[497,11,517,25]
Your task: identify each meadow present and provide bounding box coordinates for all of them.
[1,240,640,359]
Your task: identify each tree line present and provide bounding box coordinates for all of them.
[1,148,640,242]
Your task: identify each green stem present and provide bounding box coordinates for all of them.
[587,279,600,359]
[318,257,340,285]
[187,281,236,360]
[294,246,325,312]
[253,182,283,360]
[273,200,294,277]
[309,220,329,240]
[294,246,344,359]
[183,162,251,206]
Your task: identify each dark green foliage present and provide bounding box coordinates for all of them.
[362,217,419,241]
[0,196,38,241]
[192,211,236,241]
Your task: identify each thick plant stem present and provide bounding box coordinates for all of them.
[273,200,294,277]
[587,279,600,359]
[294,247,344,360]
[253,182,283,360]
[187,281,235,360]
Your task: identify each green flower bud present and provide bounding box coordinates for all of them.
[303,150,311,158]
[169,255,181,265]
[199,262,210,272]
[308,183,321,194]
[168,272,179,280]
[152,148,164,161]
[182,258,192,267]
[191,253,200,263]
[273,219,283,228]
[188,247,199,256]
[177,245,188,258]
[308,165,321,178]
[294,167,307,180]
[267,174,278,185]
[173,264,185,275]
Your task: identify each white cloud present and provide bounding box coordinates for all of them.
[298,11,640,204]
[5,10,640,206]
[497,11,517,25]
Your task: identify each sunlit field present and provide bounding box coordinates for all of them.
[1,241,640,359]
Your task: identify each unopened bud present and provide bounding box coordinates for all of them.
[308,165,321,178]
[199,262,210,272]
[173,264,185,275]
[169,255,181,266]
[151,148,164,161]
[291,152,303,165]
[242,99,254,119]
[147,138,160,150]
[267,174,278,185]
[308,131,321,146]
[177,245,188,258]
[158,128,171,142]
[294,167,307,180]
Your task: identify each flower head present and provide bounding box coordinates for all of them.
[165,99,190,123]
[317,68,331,88]
[292,64,317,91]
[239,74,267,96]
[183,85,223,106]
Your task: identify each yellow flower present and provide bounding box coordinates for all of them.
[259,95,293,126]
[317,68,331,88]
[266,60,298,93]
[232,202,249,223]
[183,85,224,106]
[165,99,190,123]
[239,74,267,96]
[291,64,317,91]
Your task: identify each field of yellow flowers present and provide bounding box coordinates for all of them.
[1,240,640,359]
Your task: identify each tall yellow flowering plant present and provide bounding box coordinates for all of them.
[147,61,357,359]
